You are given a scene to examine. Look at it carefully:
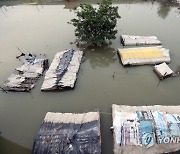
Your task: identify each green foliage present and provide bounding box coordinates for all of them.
[70,0,120,46]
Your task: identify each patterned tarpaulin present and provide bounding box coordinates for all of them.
[112,104,180,154]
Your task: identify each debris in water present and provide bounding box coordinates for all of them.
[16,52,25,59]
[172,65,180,77]
[16,47,26,59]
[0,87,7,93]
[112,72,115,79]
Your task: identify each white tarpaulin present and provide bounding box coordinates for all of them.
[3,57,47,91]
[154,62,173,78]
[121,35,161,46]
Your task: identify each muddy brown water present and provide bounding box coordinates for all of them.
[0,0,180,154]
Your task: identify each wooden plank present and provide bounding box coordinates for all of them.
[112,104,180,154]
[33,112,101,154]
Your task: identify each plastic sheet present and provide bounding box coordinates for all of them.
[41,49,83,91]
[3,56,48,91]
[121,35,161,46]
[112,104,180,154]
[33,112,101,154]
[118,47,171,66]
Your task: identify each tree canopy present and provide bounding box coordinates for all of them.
[70,0,120,46]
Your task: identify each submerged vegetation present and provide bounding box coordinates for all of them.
[70,0,120,46]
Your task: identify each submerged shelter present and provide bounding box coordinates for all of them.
[2,57,48,91]
[32,112,101,154]
[41,49,83,91]
[121,35,161,46]
[118,46,171,66]
[112,104,180,154]
[154,62,173,79]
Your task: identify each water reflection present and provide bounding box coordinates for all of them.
[0,5,8,17]
[157,2,171,19]
[63,0,78,10]
[84,45,116,69]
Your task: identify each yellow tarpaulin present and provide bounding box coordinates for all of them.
[118,47,163,60]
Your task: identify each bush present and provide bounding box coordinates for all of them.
[70,0,120,46]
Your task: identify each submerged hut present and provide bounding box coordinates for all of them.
[32,112,101,154]
[112,104,180,154]
[117,46,171,66]
[121,35,161,46]
[2,56,48,91]
[41,49,83,91]
[154,62,173,79]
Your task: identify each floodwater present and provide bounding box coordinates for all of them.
[0,0,180,153]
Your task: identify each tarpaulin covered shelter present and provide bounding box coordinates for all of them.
[118,46,171,66]
[121,35,161,46]
[41,49,83,91]
[154,62,173,79]
[112,104,180,154]
[32,112,101,154]
[2,56,48,91]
